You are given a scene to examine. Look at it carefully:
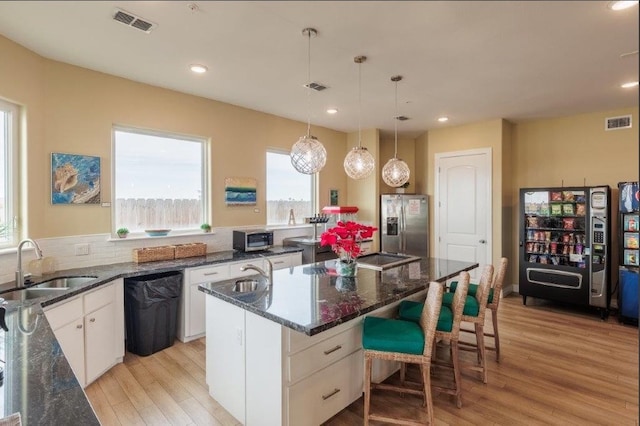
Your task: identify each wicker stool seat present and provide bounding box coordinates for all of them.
[362,283,443,425]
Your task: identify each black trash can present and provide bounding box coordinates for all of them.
[124,271,183,356]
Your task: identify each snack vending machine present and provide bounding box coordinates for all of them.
[618,181,638,325]
[519,186,611,318]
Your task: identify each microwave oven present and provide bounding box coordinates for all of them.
[233,229,274,252]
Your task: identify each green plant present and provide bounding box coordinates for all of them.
[116,227,129,236]
[200,223,211,232]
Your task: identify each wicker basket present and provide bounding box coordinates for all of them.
[174,243,207,259]
[133,246,175,263]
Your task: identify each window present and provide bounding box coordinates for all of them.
[113,127,207,234]
[266,150,314,225]
[0,99,18,247]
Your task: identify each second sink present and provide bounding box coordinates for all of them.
[31,276,97,289]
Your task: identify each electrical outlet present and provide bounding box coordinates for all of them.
[74,243,90,256]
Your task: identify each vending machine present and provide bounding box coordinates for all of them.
[618,181,638,325]
[519,186,611,318]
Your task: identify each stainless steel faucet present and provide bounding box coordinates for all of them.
[15,238,43,288]
[240,257,274,287]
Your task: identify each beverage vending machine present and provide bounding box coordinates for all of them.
[618,181,638,325]
[519,186,611,318]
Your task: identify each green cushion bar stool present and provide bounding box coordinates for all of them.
[398,264,494,384]
[430,271,470,408]
[450,258,509,362]
[362,283,444,426]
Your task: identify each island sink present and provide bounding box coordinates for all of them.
[233,279,261,293]
[356,252,422,271]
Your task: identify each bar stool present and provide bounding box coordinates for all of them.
[396,271,470,407]
[450,258,508,361]
[362,283,444,425]
[399,264,494,384]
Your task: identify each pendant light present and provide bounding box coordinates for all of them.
[290,28,327,175]
[381,75,410,187]
[344,55,375,180]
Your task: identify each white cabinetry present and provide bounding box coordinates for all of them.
[44,279,124,387]
[205,290,368,426]
[178,252,302,342]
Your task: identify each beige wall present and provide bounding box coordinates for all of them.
[0,35,348,238]
[512,107,639,289]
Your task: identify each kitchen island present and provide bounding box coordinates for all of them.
[199,257,478,425]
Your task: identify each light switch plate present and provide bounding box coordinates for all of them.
[74,243,90,256]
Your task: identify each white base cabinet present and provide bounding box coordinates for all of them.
[179,252,302,342]
[44,279,124,387]
[205,288,395,426]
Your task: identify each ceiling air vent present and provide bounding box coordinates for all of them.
[304,82,327,91]
[113,8,156,34]
[395,115,410,121]
[605,115,632,131]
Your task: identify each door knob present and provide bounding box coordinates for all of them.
[479,239,486,244]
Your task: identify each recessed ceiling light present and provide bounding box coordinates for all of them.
[326,108,338,114]
[621,81,639,88]
[189,64,208,74]
[437,116,449,122]
[608,1,639,11]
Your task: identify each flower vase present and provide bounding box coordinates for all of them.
[335,260,357,277]
[335,276,357,292]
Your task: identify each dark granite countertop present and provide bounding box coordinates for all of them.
[0,246,302,424]
[199,257,479,336]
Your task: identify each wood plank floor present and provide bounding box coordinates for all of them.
[86,295,639,425]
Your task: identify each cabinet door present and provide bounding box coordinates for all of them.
[188,283,206,336]
[54,319,86,387]
[85,302,116,385]
[269,254,291,271]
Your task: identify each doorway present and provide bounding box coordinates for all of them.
[435,148,492,277]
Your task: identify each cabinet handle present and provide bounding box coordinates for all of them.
[323,345,342,355]
[203,272,219,276]
[89,318,96,323]
[76,324,83,329]
[321,388,341,400]
[274,261,285,265]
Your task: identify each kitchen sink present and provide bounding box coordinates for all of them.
[356,252,422,271]
[31,276,97,289]
[233,279,263,293]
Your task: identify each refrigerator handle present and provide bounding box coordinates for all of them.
[400,202,405,253]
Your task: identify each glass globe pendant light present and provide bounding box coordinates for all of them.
[344,55,375,180]
[382,75,410,187]
[290,28,327,175]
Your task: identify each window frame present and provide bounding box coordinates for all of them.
[111,125,209,236]
[0,98,19,248]
[266,148,316,226]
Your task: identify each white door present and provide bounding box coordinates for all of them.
[435,148,492,277]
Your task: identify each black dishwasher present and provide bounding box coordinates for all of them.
[124,271,183,356]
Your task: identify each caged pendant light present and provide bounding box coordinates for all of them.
[381,75,410,187]
[344,55,375,180]
[290,28,327,175]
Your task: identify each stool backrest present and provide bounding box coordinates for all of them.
[469,264,494,322]
[449,271,470,341]
[488,257,508,310]
[420,282,444,356]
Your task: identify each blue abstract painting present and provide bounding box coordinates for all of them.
[51,152,101,204]
[225,177,257,205]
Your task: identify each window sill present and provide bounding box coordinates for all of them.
[107,230,214,242]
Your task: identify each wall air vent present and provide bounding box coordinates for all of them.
[304,82,327,91]
[395,115,410,121]
[605,115,632,131]
[113,8,157,34]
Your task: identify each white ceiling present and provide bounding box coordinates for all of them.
[0,1,637,138]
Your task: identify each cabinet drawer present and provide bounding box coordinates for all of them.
[84,283,115,313]
[45,296,83,330]
[287,324,362,383]
[189,264,230,284]
[268,255,291,271]
[287,350,364,426]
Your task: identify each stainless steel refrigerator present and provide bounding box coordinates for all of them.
[380,194,429,257]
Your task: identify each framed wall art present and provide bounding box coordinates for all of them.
[330,189,339,206]
[51,152,101,205]
[224,177,257,205]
